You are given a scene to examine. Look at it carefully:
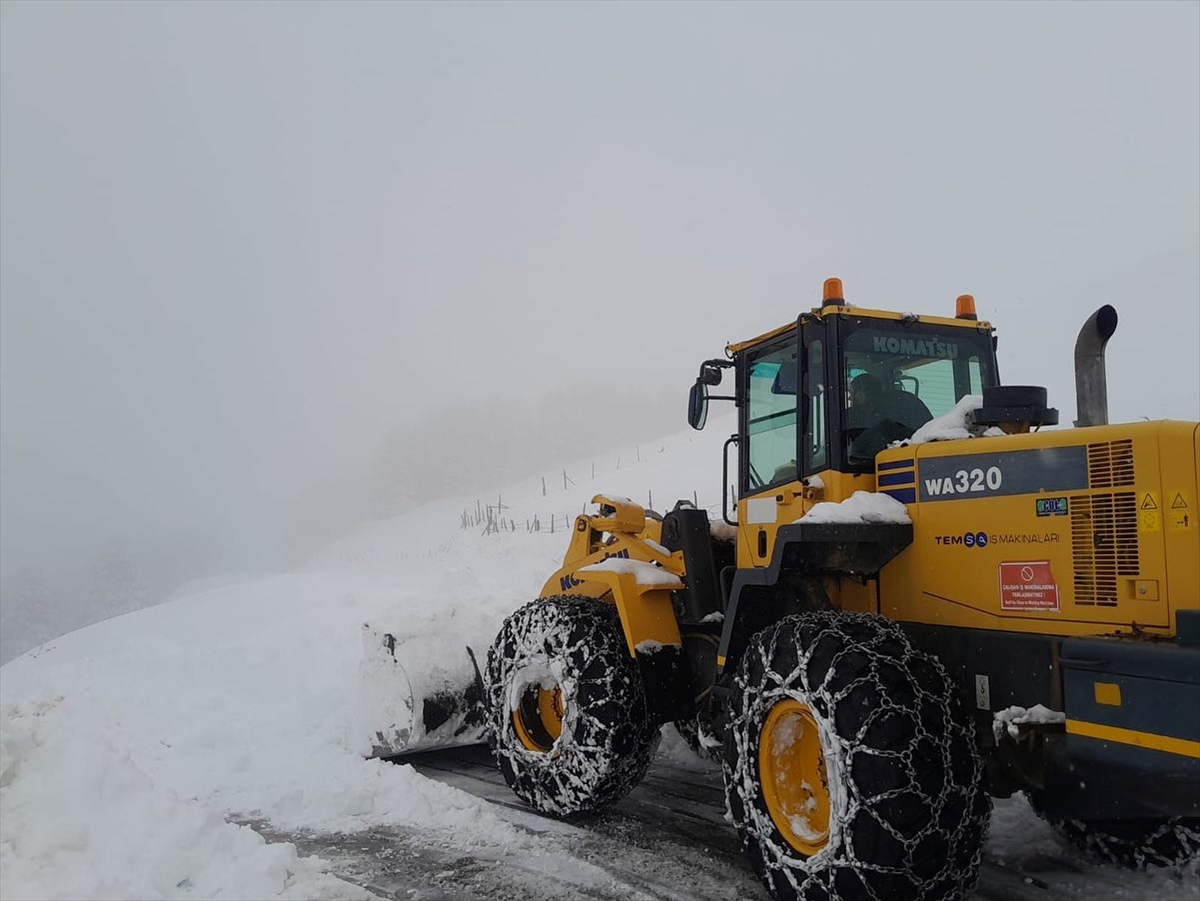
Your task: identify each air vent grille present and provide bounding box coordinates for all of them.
[1087,439,1135,489]
[1070,492,1139,605]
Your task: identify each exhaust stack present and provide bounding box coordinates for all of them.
[1073,305,1118,427]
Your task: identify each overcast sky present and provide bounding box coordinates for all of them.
[2,1,1197,583]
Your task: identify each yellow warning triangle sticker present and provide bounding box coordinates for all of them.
[1140,493,1158,510]
[1173,493,1189,509]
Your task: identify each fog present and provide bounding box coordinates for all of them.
[2,1,1197,660]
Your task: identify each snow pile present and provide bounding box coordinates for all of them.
[992,704,1067,741]
[1,696,367,901]
[798,490,912,525]
[0,571,550,899]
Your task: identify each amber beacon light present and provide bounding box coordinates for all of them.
[822,277,844,308]
[955,294,978,320]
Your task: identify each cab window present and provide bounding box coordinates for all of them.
[745,340,799,491]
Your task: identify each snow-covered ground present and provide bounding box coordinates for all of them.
[2,415,1197,900]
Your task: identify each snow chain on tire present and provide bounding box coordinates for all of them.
[724,610,991,901]
[1027,793,1200,870]
[484,595,660,816]
[673,714,724,764]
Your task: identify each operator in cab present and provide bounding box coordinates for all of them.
[846,373,914,462]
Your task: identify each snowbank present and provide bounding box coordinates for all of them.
[1,696,366,901]
[0,570,536,900]
[0,417,733,900]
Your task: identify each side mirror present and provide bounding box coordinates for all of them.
[688,380,709,430]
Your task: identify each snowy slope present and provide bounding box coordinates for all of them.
[2,413,1197,900]
[0,419,731,899]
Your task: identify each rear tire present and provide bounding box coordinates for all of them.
[1028,794,1200,870]
[724,611,990,901]
[484,596,659,816]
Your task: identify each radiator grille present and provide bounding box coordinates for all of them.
[1087,439,1135,488]
[1070,492,1139,606]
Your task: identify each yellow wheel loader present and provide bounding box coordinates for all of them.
[377,279,1200,901]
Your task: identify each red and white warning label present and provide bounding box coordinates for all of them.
[999,561,1060,611]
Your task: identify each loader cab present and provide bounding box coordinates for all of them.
[689,281,1000,518]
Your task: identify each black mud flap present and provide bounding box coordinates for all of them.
[716,522,913,674]
[635,642,693,726]
[778,522,913,577]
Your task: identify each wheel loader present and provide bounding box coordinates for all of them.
[367,278,1200,901]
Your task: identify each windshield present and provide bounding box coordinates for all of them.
[841,319,995,466]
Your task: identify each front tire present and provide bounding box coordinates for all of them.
[484,596,659,816]
[725,611,990,901]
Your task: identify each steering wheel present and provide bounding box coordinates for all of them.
[848,419,911,462]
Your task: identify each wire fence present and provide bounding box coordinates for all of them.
[454,436,738,537]
[460,485,725,537]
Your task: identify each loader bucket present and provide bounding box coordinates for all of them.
[355,623,487,758]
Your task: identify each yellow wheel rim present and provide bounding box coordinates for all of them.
[759,698,831,856]
[512,683,565,752]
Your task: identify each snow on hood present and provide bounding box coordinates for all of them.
[797,490,912,525]
[896,394,1004,446]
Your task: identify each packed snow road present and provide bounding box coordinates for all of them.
[256,742,1198,901]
